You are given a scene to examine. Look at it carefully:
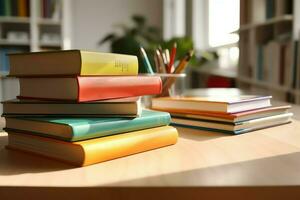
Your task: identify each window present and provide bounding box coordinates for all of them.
[208,0,240,47]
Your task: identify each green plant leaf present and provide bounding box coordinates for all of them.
[98,34,117,45]
[132,15,146,27]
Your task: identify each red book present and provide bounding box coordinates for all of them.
[19,76,162,102]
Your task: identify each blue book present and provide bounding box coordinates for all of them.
[5,109,171,141]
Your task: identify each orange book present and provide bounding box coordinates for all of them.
[18,0,27,17]
[6,126,178,166]
[153,105,291,123]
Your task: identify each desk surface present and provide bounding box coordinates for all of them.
[1,102,300,198]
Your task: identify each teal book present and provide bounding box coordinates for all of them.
[5,109,171,141]
[0,0,5,16]
[266,0,275,19]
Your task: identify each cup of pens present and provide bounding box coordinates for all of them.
[140,44,194,107]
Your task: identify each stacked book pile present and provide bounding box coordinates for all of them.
[2,50,178,166]
[152,94,293,134]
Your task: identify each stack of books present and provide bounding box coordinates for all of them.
[152,94,293,134]
[2,50,178,166]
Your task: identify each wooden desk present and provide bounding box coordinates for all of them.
[1,104,300,199]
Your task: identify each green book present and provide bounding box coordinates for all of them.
[5,110,171,141]
[4,0,11,16]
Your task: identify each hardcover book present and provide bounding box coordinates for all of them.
[152,95,272,113]
[2,97,142,117]
[6,126,178,166]
[171,112,293,134]
[155,105,291,123]
[18,76,162,102]
[5,110,171,141]
[9,50,138,76]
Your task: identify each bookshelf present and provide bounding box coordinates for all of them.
[0,0,71,72]
[237,0,300,103]
[0,0,71,113]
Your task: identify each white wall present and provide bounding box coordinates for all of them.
[71,0,163,52]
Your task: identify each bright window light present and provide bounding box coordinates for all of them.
[208,0,240,47]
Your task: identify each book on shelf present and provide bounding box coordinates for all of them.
[41,0,61,19]
[171,113,292,135]
[251,0,266,23]
[8,50,139,76]
[2,97,142,117]
[159,105,291,123]
[6,126,178,166]
[266,0,275,19]
[0,0,30,17]
[5,110,171,141]
[18,76,162,102]
[152,95,272,113]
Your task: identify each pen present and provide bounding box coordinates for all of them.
[161,50,194,96]
[140,47,154,74]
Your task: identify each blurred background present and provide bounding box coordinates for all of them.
[0,0,299,113]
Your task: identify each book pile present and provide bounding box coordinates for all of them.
[2,50,178,166]
[152,94,293,134]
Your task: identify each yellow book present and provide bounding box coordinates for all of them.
[9,50,138,76]
[6,126,178,166]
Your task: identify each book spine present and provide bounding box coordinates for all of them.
[80,51,139,75]
[0,0,5,16]
[82,126,178,166]
[71,111,171,141]
[11,0,18,16]
[77,76,162,102]
[4,0,11,16]
[18,0,27,17]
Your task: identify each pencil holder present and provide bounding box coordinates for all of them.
[142,73,186,108]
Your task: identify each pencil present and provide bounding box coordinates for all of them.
[140,47,154,74]
[156,49,166,73]
[153,53,160,73]
[164,49,170,65]
[161,50,194,96]
[168,43,177,73]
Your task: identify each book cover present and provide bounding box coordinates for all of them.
[156,105,291,123]
[5,109,171,141]
[7,126,178,166]
[9,50,139,76]
[2,97,141,117]
[152,95,272,113]
[19,76,162,102]
[171,112,293,132]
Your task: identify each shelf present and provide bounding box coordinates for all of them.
[0,39,30,46]
[38,18,61,26]
[234,15,293,33]
[39,42,61,47]
[237,76,295,93]
[0,16,30,24]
